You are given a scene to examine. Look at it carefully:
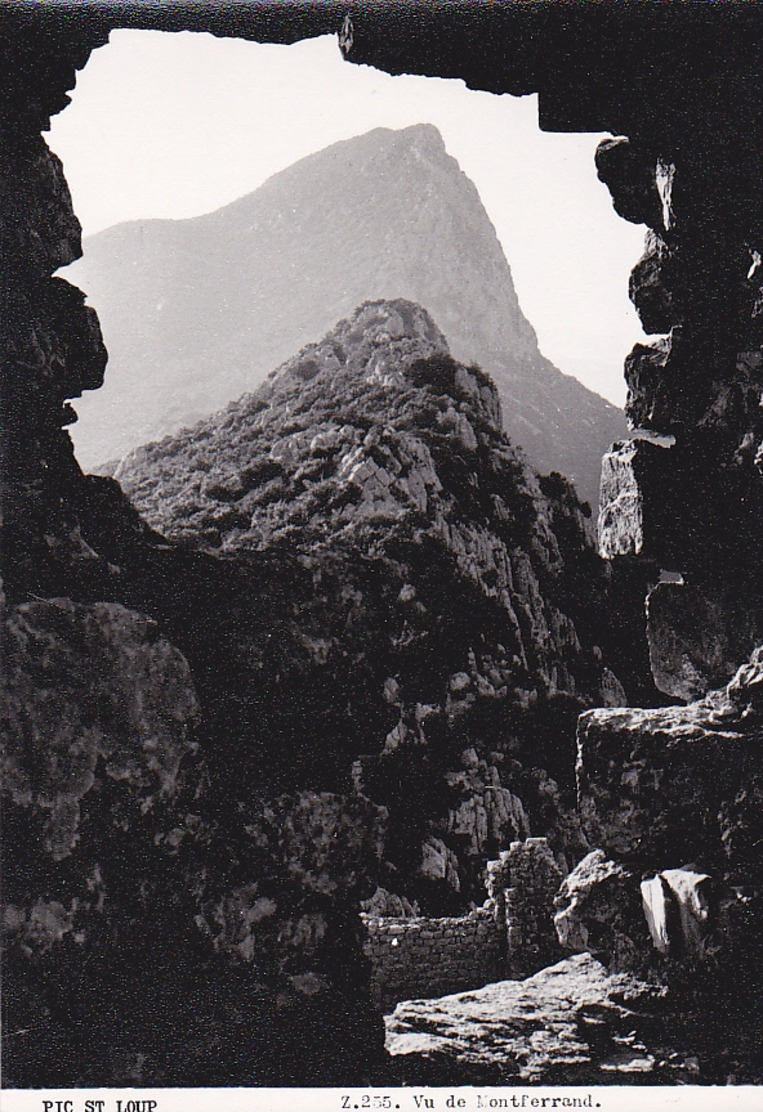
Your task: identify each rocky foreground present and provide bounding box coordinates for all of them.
[380,954,736,1085]
[370,642,763,1088]
[4,298,643,1085]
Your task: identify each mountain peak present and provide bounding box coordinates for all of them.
[268,297,450,384]
[69,125,625,506]
[360,121,447,150]
[117,298,553,564]
[115,295,627,929]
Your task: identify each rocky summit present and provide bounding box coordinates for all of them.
[118,298,637,911]
[68,124,625,509]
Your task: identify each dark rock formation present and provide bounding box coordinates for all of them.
[562,653,763,1080]
[595,128,763,696]
[547,34,763,1078]
[646,578,763,702]
[554,850,653,972]
[1,597,200,863]
[0,24,391,1080]
[68,124,625,511]
[1,590,388,1086]
[0,84,110,602]
[117,297,637,909]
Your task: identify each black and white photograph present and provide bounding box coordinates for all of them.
[1,1,762,1108]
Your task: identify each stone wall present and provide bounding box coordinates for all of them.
[487,837,565,978]
[362,908,502,1010]
[362,837,565,1009]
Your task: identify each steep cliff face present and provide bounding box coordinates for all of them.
[596,135,763,697]
[0,123,111,603]
[0,60,391,1082]
[118,298,630,908]
[554,122,763,1083]
[68,124,625,509]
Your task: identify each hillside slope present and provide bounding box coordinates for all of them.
[69,124,625,508]
[118,298,633,908]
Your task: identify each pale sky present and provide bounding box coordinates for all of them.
[48,29,647,407]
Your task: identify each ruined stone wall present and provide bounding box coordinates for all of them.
[486,837,565,978]
[363,837,566,1009]
[362,908,502,1010]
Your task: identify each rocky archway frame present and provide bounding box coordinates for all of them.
[2,0,763,1088]
[3,2,763,688]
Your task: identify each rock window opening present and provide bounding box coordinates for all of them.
[6,3,763,1089]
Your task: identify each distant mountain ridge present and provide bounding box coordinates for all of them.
[68,123,625,508]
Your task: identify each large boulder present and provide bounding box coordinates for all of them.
[553,850,652,970]
[577,649,763,881]
[383,952,685,1085]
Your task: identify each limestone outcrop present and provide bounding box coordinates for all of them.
[577,651,763,878]
[383,953,687,1085]
[553,850,651,971]
[640,867,714,960]
[555,655,763,1079]
[1,597,200,862]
